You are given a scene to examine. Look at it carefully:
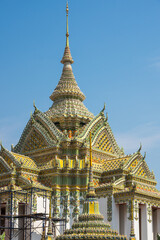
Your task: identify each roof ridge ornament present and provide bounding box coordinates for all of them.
[143,151,146,160]
[101,102,106,113]
[33,100,39,114]
[137,142,142,152]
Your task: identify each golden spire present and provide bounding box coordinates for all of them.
[89,131,92,168]
[66,1,69,47]
[87,131,95,197]
[61,1,74,64]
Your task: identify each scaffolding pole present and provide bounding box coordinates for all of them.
[0,188,66,240]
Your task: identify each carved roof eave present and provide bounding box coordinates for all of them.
[18,175,51,191]
[113,189,160,204]
[0,146,39,172]
[0,156,12,172]
[35,110,64,140]
[76,111,122,156]
[95,183,124,197]
[20,145,59,157]
[1,146,21,167]
[14,118,32,152]
[126,173,157,186]
[101,168,129,177]
[124,151,155,180]
[77,112,105,140]
[96,184,160,204]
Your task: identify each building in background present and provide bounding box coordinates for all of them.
[0,3,160,240]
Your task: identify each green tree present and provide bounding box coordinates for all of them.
[0,232,5,240]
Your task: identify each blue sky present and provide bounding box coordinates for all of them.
[0,0,160,188]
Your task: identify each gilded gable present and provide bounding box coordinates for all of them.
[95,130,113,153]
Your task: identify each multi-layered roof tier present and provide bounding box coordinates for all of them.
[46,3,94,131]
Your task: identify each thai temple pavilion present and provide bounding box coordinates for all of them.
[0,3,160,240]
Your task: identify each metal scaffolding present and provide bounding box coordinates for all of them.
[0,187,66,240]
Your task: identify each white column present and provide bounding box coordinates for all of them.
[134,201,140,240]
[98,197,107,222]
[134,215,140,240]
[141,204,148,240]
[111,196,119,232]
[146,204,153,240]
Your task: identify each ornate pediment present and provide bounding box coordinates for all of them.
[124,152,154,180]
[22,129,48,153]
[14,109,65,154]
[77,112,122,156]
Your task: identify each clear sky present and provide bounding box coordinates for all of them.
[0,0,160,188]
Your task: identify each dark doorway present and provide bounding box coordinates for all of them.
[0,205,6,235]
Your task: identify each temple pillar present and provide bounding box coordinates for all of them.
[62,192,70,229]
[146,204,153,240]
[53,190,60,235]
[72,190,80,222]
[134,201,140,240]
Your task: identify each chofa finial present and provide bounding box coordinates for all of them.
[101,103,106,113]
[143,152,146,160]
[33,100,38,113]
[138,142,142,152]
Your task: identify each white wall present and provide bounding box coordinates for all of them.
[33,196,49,237]
[98,197,107,222]
[111,196,119,232]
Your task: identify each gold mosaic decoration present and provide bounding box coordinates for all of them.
[95,131,113,153]
[23,129,47,152]
[102,156,129,171]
